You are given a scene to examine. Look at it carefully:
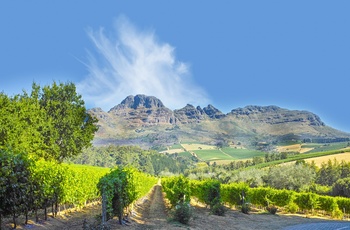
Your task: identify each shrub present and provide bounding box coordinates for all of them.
[267,205,278,215]
[330,201,343,219]
[241,202,251,214]
[211,199,226,216]
[286,202,298,213]
[173,202,193,224]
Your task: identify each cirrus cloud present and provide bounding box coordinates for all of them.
[77,16,209,111]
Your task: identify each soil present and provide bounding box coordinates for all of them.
[2,184,348,230]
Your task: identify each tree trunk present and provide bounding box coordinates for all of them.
[102,192,107,224]
[13,213,17,229]
[25,210,28,225]
[44,206,47,221]
[55,202,58,217]
[35,208,39,223]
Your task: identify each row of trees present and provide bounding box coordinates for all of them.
[0,150,108,228]
[162,176,350,222]
[69,145,195,175]
[185,158,350,198]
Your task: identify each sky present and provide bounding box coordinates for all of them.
[1,1,349,133]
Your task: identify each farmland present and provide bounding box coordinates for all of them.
[161,143,266,164]
[286,152,350,167]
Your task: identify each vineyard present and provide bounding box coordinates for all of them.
[0,149,157,229]
[162,176,350,223]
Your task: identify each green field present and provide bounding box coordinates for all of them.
[168,144,183,150]
[303,142,349,153]
[193,149,233,161]
[191,147,266,162]
[178,151,193,158]
[221,148,265,160]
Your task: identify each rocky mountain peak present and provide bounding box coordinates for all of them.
[203,104,225,119]
[114,94,165,110]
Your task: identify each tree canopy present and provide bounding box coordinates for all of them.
[0,82,98,161]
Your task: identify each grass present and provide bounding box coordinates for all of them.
[168,144,183,150]
[193,149,233,161]
[178,151,193,158]
[250,149,349,169]
[298,152,350,167]
[221,147,265,160]
[305,142,349,153]
[181,143,215,151]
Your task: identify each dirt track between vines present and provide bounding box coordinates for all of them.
[3,183,349,230]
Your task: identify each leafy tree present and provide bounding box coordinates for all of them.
[264,164,316,191]
[35,82,98,161]
[0,82,98,161]
[0,92,48,159]
[316,159,341,186]
[332,178,350,198]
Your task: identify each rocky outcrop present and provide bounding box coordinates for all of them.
[108,94,175,126]
[173,104,207,124]
[109,94,165,111]
[229,105,325,126]
[203,104,225,119]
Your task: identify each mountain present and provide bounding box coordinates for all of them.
[88,95,350,149]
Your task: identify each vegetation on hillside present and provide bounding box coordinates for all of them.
[68,145,196,175]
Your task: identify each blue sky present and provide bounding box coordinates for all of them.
[1,1,349,133]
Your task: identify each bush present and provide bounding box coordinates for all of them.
[162,176,191,208]
[241,202,251,214]
[286,202,298,213]
[173,202,193,224]
[267,205,278,215]
[211,200,226,216]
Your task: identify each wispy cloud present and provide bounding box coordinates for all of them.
[77,16,209,111]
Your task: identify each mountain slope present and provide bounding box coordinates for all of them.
[88,95,350,148]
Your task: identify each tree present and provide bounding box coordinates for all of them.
[0,92,48,159]
[35,82,98,161]
[264,164,316,191]
[332,178,350,198]
[0,82,98,161]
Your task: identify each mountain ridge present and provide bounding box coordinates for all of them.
[88,94,350,149]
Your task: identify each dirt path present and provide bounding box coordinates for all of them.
[2,184,349,230]
[131,183,183,229]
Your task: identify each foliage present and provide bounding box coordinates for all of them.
[36,82,98,161]
[316,159,350,186]
[241,202,251,214]
[295,192,319,212]
[221,183,249,206]
[286,202,298,213]
[0,150,32,228]
[190,179,225,215]
[162,176,192,224]
[0,149,109,228]
[266,205,278,214]
[69,145,194,175]
[332,177,350,197]
[0,82,98,161]
[162,176,191,208]
[173,202,193,224]
[98,167,156,224]
[263,164,316,191]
